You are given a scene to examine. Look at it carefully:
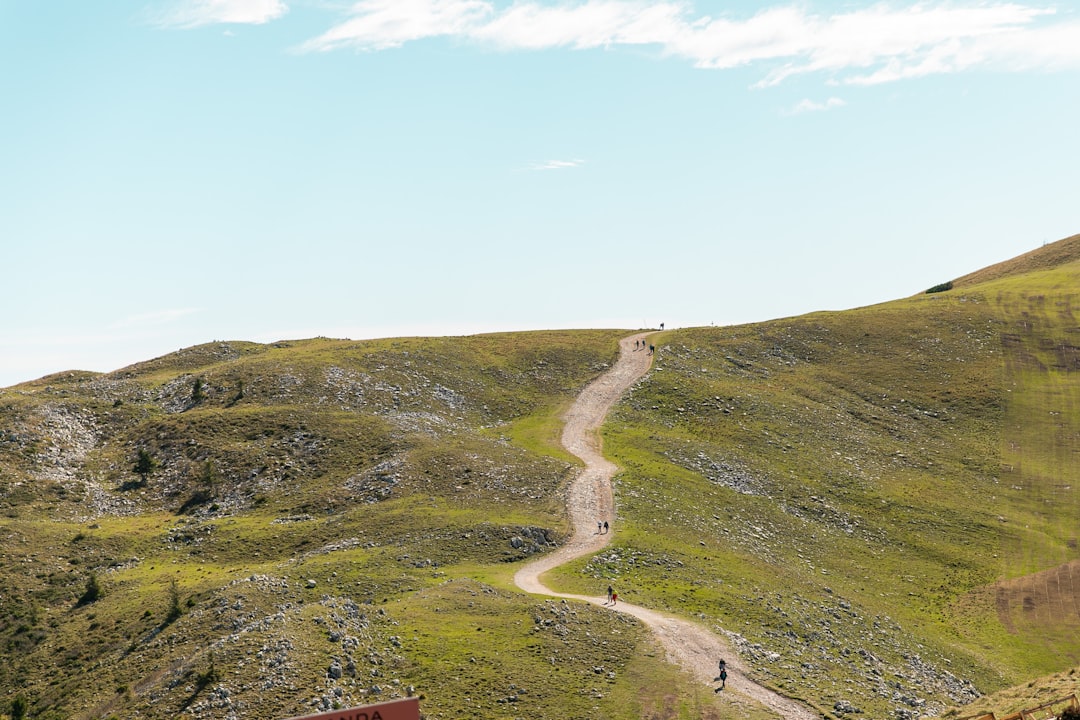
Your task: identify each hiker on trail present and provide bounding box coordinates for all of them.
[606,585,613,604]
[603,520,609,534]
[597,520,603,534]
[715,659,727,692]
[648,344,654,354]
[611,591,618,606]
[660,322,664,330]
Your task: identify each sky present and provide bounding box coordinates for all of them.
[2,0,1079,388]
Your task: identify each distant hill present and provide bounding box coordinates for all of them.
[2,234,1080,720]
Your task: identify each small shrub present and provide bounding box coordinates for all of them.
[226,380,244,407]
[195,651,220,689]
[200,459,217,493]
[166,579,183,623]
[131,448,158,487]
[191,377,205,405]
[77,574,102,607]
[925,281,953,294]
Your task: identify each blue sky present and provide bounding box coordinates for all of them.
[2,0,1078,387]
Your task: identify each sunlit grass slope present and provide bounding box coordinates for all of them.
[546,236,1080,718]
[2,330,743,720]
[4,233,1080,720]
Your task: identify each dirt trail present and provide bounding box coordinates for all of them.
[514,333,818,720]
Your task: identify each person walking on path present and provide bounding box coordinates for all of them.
[611,591,618,607]
[606,585,613,604]
[715,659,728,692]
[603,520,609,534]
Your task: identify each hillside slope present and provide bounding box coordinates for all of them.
[3,234,1080,720]
[540,233,1080,718]
[950,232,1080,289]
[3,331,720,720]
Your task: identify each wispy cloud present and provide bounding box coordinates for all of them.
[787,97,846,114]
[108,308,201,330]
[530,159,586,171]
[298,0,491,52]
[154,0,288,28]
[298,0,1080,86]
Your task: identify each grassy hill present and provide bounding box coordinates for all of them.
[545,236,1080,718]
[2,235,1079,719]
[3,331,722,720]
[950,232,1080,289]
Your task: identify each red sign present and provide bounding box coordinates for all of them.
[284,697,420,720]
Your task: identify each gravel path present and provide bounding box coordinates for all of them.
[514,332,819,720]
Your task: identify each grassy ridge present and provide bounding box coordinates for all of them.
[545,248,1080,717]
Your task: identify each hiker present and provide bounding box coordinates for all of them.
[611,591,618,606]
[606,585,613,604]
[715,659,727,692]
[597,520,603,534]
[660,322,664,330]
[603,520,609,534]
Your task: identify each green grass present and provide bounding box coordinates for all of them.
[0,329,644,720]
[541,256,1080,717]
[489,397,581,465]
[4,238,1080,719]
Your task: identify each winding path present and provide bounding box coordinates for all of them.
[514,333,818,720]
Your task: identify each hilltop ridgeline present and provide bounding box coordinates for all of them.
[949,231,1080,289]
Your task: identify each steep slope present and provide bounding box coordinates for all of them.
[950,232,1080,289]
[981,258,1080,667]
[544,234,1080,718]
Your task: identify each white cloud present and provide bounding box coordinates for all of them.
[751,3,1061,86]
[469,1,688,51]
[788,97,846,114]
[297,0,492,52]
[298,1,1080,86]
[108,308,201,330]
[531,159,586,170]
[155,0,288,28]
